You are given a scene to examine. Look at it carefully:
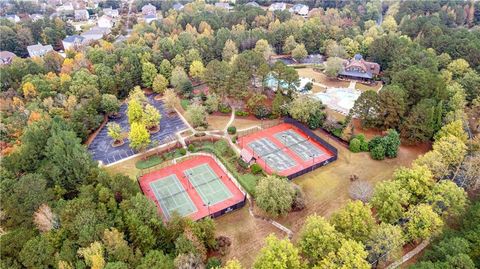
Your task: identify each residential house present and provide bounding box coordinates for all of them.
[62,35,86,50]
[144,14,157,24]
[269,2,286,11]
[245,1,260,8]
[4,14,20,23]
[103,7,119,18]
[215,2,233,11]
[29,14,44,21]
[289,4,309,16]
[142,3,156,16]
[81,26,111,42]
[56,3,74,14]
[27,43,53,58]
[172,3,184,11]
[74,9,89,21]
[338,54,380,82]
[0,51,16,65]
[97,15,113,28]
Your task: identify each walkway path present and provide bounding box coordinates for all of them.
[386,240,430,269]
[312,81,328,89]
[247,196,293,239]
[348,80,356,89]
[223,108,236,133]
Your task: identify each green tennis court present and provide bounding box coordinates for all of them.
[150,175,197,219]
[184,164,233,206]
[274,130,326,161]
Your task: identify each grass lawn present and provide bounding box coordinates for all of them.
[206,114,231,130]
[233,117,281,130]
[214,128,429,267]
[296,67,349,88]
[104,154,142,180]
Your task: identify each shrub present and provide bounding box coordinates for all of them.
[206,258,221,269]
[251,163,263,174]
[356,134,369,152]
[178,148,187,156]
[187,144,195,152]
[349,138,361,153]
[237,158,249,169]
[370,145,386,160]
[231,135,237,143]
[291,184,306,211]
[227,126,236,135]
[235,110,249,117]
[253,105,271,119]
[368,136,384,151]
[218,103,232,114]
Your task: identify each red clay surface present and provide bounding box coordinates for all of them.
[237,123,335,177]
[139,155,245,221]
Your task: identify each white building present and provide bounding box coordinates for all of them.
[4,14,20,23]
[142,3,156,16]
[97,15,113,28]
[269,2,286,11]
[215,2,233,11]
[56,3,74,14]
[0,51,16,65]
[62,35,86,50]
[172,3,184,11]
[81,26,111,42]
[289,4,309,16]
[27,43,53,58]
[103,7,119,18]
[74,9,89,21]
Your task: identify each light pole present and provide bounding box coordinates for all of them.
[204,201,211,216]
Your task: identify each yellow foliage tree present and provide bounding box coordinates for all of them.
[22,82,37,99]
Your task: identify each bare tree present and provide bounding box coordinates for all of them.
[33,204,59,232]
[458,154,480,191]
[349,181,373,203]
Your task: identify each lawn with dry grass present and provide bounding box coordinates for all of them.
[232,117,281,130]
[206,114,231,130]
[104,154,142,180]
[214,129,429,267]
[297,68,349,88]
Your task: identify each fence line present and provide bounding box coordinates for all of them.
[283,117,338,180]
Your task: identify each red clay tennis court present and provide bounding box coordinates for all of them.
[139,155,246,221]
[237,123,336,179]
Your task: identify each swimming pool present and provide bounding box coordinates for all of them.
[314,88,361,115]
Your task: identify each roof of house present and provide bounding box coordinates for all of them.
[290,4,309,13]
[172,3,184,10]
[82,26,111,37]
[338,54,380,79]
[63,35,85,43]
[0,51,16,59]
[215,2,232,9]
[269,2,286,10]
[240,149,254,163]
[142,3,156,10]
[27,43,53,57]
[245,2,260,7]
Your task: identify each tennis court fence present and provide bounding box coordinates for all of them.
[283,117,338,180]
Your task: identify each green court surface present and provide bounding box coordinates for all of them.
[274,130,326,161]
[150,175,197,219]
[184,164,233,206]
